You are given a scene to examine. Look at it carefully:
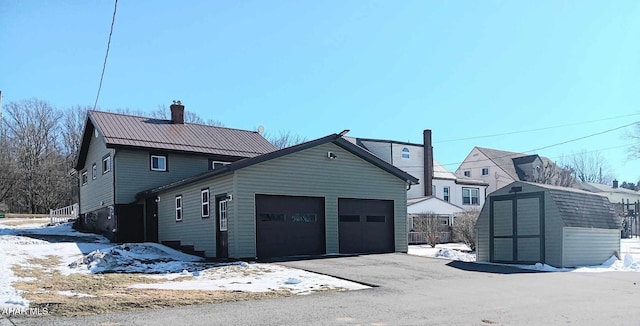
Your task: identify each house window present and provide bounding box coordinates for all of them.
[462,187,480,205]
[81,170,88,186]
[151,155,167,171]
[219,200,228,231]
[209,160,230,170]
[443,187,450,202]
[432,185,436,196]
[102,155,111,174]
[482,168,489,176]
[201,189,210,218]
[463,170,471,177]
[175,195,183,221]
[401,147,410,159]
[92,163,97,180]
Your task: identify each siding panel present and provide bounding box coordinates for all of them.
[562,227,620,267]
[79,135,114,214]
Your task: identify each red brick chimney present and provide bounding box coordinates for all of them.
[170,101,184,124]
[424,129,433,196]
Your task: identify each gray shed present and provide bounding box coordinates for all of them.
[477,181,620,267]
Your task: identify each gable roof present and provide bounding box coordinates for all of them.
[581,182,640,196]
[137,133,420,198]
[475,147,529,180]
[75,111,276,170]
[509,181,620,230]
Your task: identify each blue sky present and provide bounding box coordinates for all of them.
[1,1,639,182]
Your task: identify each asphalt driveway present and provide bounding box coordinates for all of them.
[8,253,640,325]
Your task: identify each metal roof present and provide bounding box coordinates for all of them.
[76,110,276,169]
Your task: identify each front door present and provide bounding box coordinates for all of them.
[145,197,159,242]
[216,195,229,258]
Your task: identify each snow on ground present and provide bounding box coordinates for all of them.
[409,238,640,272]
[0,218,369,309]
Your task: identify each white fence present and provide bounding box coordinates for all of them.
[408,231,451,244]
[49,203,79,224]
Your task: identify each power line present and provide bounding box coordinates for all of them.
[435,113,640,143]
[93,0,118,110]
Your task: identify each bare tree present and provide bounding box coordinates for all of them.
[564,150,614,184]
[266,130,307,149]
[452,209,480,251]
[413,212,444,248]
[0,116,16,203]
[61,106,89,162]
[529,160,575,187]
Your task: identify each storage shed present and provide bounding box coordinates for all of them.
[476,181,620,267]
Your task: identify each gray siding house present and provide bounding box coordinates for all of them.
[74,103,276,241]
[476,181,621,267]
[137,134,419,259]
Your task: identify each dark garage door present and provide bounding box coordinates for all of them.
[255,194,326,258]
[338,198,394,254]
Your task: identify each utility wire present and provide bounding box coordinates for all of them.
[93,0,118,110]
[435,113,640,143]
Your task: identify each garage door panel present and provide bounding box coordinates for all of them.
[338,198,394,254]
[255,195,325,258]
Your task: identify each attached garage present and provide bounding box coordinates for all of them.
[255,195,326,258]
[140,133,419,259]
[338,198,394,254]
[476,181,621,267]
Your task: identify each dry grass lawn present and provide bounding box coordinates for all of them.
[12,256,293,317]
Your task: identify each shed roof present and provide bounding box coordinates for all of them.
[507,182,620,230]
[75,110,276,170]
[137,133,420,198]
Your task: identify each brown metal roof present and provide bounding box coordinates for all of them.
[89,110,276,157]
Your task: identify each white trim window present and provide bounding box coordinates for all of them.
[463,170,471,177]
[81,170,88,186]
[175,195,183,221]
[151,155,167,171]
[482,168,489,176]
[219,200,228,231]
[210,161,230,170]
[401,147,410,159]
[443,187,450,202]
[201,189,210,218]
[102,155,111,174]
[92,163,97,180]
[462,187,480,205]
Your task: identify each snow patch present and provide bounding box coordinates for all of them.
[57,291,96,298]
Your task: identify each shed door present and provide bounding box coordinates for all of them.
[338,198,395,254]
[255,195,325,258]
[490,192,545,264]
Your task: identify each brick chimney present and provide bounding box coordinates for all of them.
[170,101,184,124]
[613,180,619,189]
[423,129,433,196]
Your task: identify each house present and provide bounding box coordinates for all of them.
[136,133,419,259]
[74,103,277,241]
[407,196,465,243]
[476,181,620,267]
[346,130,488,208]
[456,147,574,195]
[580,180,640,238]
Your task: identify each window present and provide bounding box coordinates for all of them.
[81,170,88,186]
[291,213,317,223]
[219,200,228,231]
[339,215,360,222]
[443,187,450,202]
[102,155,111,174]
[209,160,230,170]
[201,189,210,218]
[432,185,436,196]
[463,170,471,177]
[259,213,285,222]
[462,187,480,205]
[366,216,386,223]
[401,147,410,159]
[92,163,97,180]
[175,195,183,221]
[482,168,489,176]
[151,155,167,171]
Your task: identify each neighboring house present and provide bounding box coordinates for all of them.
[345,130,488,209]
[580,181,640,205]
[456,147,573,195]
[476,181,620,267]
[407,196,465,243]
[136,133,418,259]
[74,103,276,242]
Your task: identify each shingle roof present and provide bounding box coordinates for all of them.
[137,134,420,198]
[582,182,640,195]
[519,182,620,229]
[475,147,528,180]
[76,111,276,169]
